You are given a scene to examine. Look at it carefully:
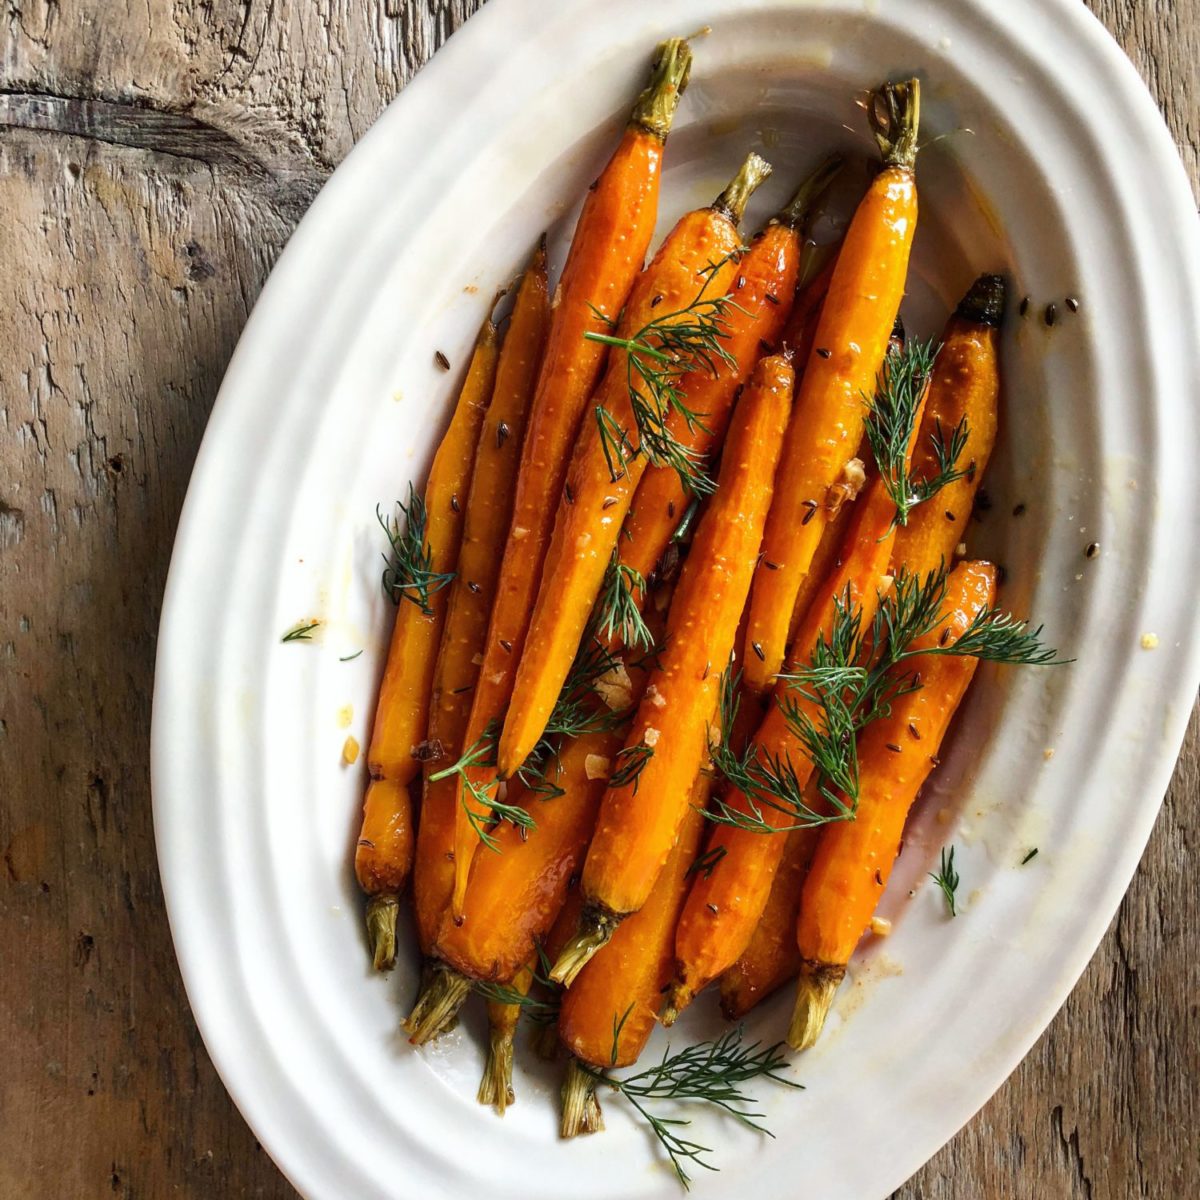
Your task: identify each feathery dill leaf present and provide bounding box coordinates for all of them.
[930,844,960,916]
[580,1026,799,1188]
[281,621,320,643]
[586,266,741,495]
[596,553,654,649]
[377,485,456,614]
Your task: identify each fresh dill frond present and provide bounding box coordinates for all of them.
[610,742,654,792]
[711,566,1064,829]
[338,648,363,661]
[586,271,740,495]
[930,844,961,916]
[281,621,320,643]
[686,844,728,879]
[610,1002,636,1066]
[596,553,654,650]
[377,484,456,614]
[427,724,535,852]
[862,339,965,527]
[580,1026,799,1188]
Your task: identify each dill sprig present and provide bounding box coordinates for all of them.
[581,1026,799,1188]
[474,944,561,1026]
[595,553,655,649]
[377,485,455,615]
[708,566,1064,833]
[930,844,960,916]
[610,742,655,792]
[863,339,971,527]
[427,724,534,853]
[586,263,740,495]
[281,621,320,643]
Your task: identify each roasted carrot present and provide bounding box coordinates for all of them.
[408,245,551,975]
[717,812,819,1020]
[665,335,927,1020]
[559,793,707,1136]
[892,274,1005,577]
[778,243,838,360]
[607,159,842,620]
[789,560,996,1050]
[452,40,693,914]
[745,79,921,693]
[497,149,778,779]
[551,353,794,985]
[478,958,535,1116]
[357,314,499,968]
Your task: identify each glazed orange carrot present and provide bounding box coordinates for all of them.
[452,40,693,914]
[745,79,921,693]
[718,811,820,1020]
[551,353,794,985]
[778,244,838,360]
[408,248,551,977]
[789,560,996,1051]
[607,160,842,620]
[558,795,707,1136]
[892,274,1005,578]
[665,338,930,1020]
[497,150,778,779]
[357,314,499,968]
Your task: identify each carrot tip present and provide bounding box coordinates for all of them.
[365,893,400,972]
[477,1026,516,1115]
[549,907,622,987]
[560,1058,605,1138]
[659,981,692,1027]
[404,961,473,1045]
[787,960,845,1052]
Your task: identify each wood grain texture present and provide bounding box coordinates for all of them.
[0,2,1195,1197]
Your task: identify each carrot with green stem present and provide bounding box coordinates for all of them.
[408,598,670,1042]
[452,40,694,915]
[551,351,794,986]
[602,159,843,630]
[664,336,933,1022]
[497,149,781,781]
[357,312,499,968]
[401,248,551,986]
[745,78,922,694]
[788,558,1062,1049]
[559,792,707,1137]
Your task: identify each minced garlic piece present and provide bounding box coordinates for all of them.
[826,457,867,517]
[594,662,633,711]
[511,526,529,541]
[342,735,360,765]
[646,685,667,710]
[471,653,484,666]
[869,916,892,937]
[1140,632,1160,650]
[643,727,660,748]
[584,754,611,781]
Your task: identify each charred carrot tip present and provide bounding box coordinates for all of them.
[956,273,1007,327]
[365,893,400,972]
[561,1058,605,1138]
[787,960,845,1051]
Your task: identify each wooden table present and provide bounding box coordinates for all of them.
[1,3,1196,1196]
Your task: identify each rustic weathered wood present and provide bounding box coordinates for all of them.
[0,2,1195,1197]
